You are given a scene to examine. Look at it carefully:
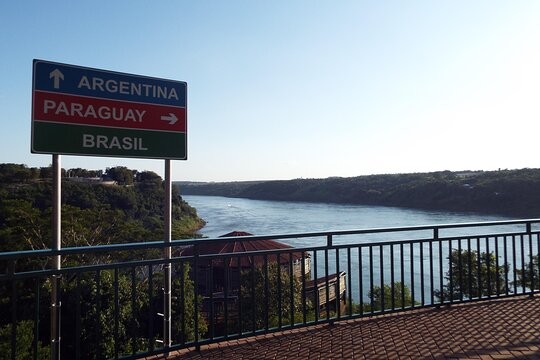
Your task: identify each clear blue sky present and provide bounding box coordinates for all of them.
[1,1,540,181]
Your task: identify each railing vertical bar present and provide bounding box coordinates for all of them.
[209,260,215,339]
[369,245,374,314]
[238,255,243,335]
[11,277,17,360]
[458,239,463,302]
[448,239,453,303]
[313,250,319,322]
[148,265,154,352]
[277,252,282,328]
[512,235,517,294]
[486,237,491,298]
[264,254,269,331]
[114,268,119,359]
[380,245,384,312]
[325,237,330,321]
[529,232,534,292]
[429,240,434,305]
[347,247,352,317]
[467,238,472,300]
[131,266,137,354]
[96,270,102,359]
[224,257,229,339]
[34,278,41,360]
[390,244,395,310]
[520,234,526,294]
[289,252,294,326]
[336,248,341,319]
[504,236,509,296]
[400,243,405,308]
[410,242,415,307]
[495,236,500,297]
[537,233,540,291]
[359,247,363,315]
[438,232,443,304]
[194,245,200,344]
[420,241,425,306]
[251,255,256,333]
[477,237,482,299]
[301,252,307,324]
[180,261,186,345]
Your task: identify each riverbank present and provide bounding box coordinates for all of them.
[176,168,540,218]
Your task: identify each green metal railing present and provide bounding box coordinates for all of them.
[1,219,539,359]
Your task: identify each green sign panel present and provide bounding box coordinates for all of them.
[33,122,186,159]
[32,60,187,160]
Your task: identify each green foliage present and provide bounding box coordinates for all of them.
[516,255,539,290]
[436,249,509,301]
[239,263,311,331]
[178,168,540,216]
[0,320,49,360]
[0,164,207,358]
[59,270,148,358]
[105,166,135,185]
[360,282,415,312]
[171,263,208,342]
[0,164,205,255]
[0,164,40,184]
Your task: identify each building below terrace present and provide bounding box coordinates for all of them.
[179,231,347,326]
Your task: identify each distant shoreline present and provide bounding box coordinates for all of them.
[175,169,540,218]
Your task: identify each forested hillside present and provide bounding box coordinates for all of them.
[176,169,540,217]
[0,163,205,253]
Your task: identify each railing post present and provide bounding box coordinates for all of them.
[51,154,61,360]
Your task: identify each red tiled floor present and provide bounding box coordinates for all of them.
[145,295,540,359]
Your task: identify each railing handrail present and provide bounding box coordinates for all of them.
[1,218,539,261]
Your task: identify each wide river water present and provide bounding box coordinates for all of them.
[182,195,511,238]
[182,195,524,303]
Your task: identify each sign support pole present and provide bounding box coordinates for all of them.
[163,159,172,351]
[51,154,61,360]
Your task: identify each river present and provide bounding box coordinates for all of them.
[182,195,521,303]
[182,195,511,238]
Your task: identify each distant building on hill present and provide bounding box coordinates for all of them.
[65,176,117,185]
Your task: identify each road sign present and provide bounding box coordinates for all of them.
[32,59,187,159]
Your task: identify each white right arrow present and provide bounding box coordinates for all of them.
[161,113,178,125]
[49,69,64,89]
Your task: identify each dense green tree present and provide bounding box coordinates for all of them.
[0,199,50,252]
[361,282,415,312]
[516,255,539,291]
[436,250,509,301]
[105,166,135,185]
[0,164,40,183]
[0,320,49,360]
[171,263,208,342]
[238,263,311,331]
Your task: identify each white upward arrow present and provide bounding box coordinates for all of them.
[160,113,178,125]
[49,69,64,89]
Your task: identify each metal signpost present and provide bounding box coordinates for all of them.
[32,60,186,358]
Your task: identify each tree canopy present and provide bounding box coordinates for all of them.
[177,168,540,216]
[0,163,205,254]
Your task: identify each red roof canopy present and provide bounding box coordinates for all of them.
[181,231,306,268]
